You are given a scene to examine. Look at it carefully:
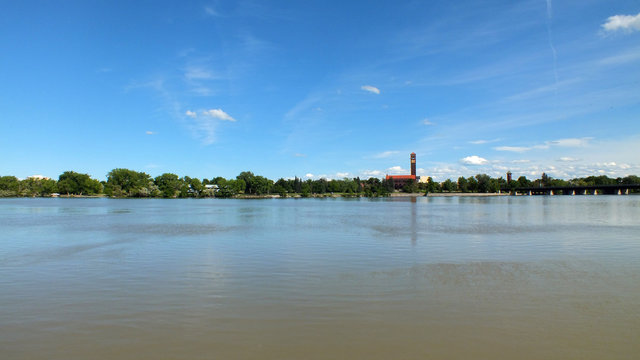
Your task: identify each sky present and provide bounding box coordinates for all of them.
[2,0,639,182]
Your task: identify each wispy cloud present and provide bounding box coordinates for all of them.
[460,155,488,165]
[185,108,237,144]
[495,137,592,152]
[145,131,156,135]
[549,137,591,147]
[361,85,381,94]
[184,66,217,81]
[598,47,640,65]
[422,118,435,125]
[204,6,220,17]
[602,12,640,33]
[469,138,500,145]
[558,157,579,162]
[373,150,399,159]
[495,146,541,153]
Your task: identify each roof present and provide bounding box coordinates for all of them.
[386,175,416,180]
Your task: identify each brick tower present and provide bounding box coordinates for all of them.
[411,152,416,177]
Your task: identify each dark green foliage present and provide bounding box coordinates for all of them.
[154,173,183,198]
[457,177,468,193]
[2,170,639,198]
[441,179,456,192]
[58,171,102,195]
[0,176,20,196]
[402,179,420,193]
[105,168,153,197]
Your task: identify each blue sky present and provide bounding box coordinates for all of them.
[2,1,639,181]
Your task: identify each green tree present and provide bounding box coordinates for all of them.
[58,171,102,195]
[517,176,531,188]
[154,173,182,198]
[105,168,152,197]
[0,176,20,197]
[426,177,440,193]
[236,171,255,194]
[20,177,58,197]
[441,179,456,192]
[457,176,469,192]
[466,176,478,192]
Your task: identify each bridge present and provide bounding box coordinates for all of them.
[503,184,640,196]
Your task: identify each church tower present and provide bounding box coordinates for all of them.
[411,152,416,177]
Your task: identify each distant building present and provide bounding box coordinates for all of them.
[386,153,420,189]
[27,175,50,180]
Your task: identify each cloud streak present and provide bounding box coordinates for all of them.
[494,137,592,152]
[361,85,381,94]
[373,150,399,159]
[185,108,237,145]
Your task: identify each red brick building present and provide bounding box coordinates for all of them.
[386,153,420,189]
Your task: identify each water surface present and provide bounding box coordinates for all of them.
[1,197,639,359]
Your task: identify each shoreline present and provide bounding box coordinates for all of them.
[426,192,509,197]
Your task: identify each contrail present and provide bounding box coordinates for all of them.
[546,0,559,87]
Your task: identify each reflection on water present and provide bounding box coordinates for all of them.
[1,197,639,359]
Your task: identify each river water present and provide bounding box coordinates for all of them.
[1,196,639,359]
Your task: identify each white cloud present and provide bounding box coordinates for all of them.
[203,108,235,121]
[361,85,381,94]
[387,166,408,174]
[294,153,307,157]
[422,118,435,125]
[460,155,488,165]
[185,110,197,118]
[305,173,314,178]
[362,170,383,177]
[558,157,579,162]
[336,172,350,178]
[145,131,156,135]
[602,12,640,33]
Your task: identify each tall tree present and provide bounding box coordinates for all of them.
[58,171,102,195]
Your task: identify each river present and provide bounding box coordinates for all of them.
[1,196,639,359]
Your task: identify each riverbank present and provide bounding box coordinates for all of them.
[426,192,510,197]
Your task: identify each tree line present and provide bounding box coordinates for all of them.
[1,169,639,198]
